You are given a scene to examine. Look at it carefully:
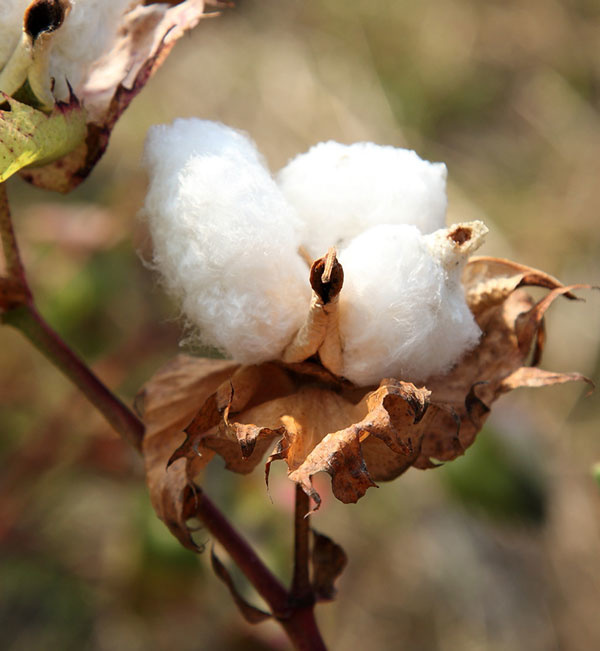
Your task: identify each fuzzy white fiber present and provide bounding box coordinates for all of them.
[142,119,311,364]
[0,0,135,100]
[0,1,29,67]
[51,0,135,99]
[338,223,485,386]
[278,141,448,259]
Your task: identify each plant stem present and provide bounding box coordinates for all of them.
[291,484,313,605]
[2,303,145,451]
[0,183,26,282]
[195,491,289,613]
[196,490,327,650]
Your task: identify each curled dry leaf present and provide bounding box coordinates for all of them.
[311,529,348,602]
[210,548,272,623]
[134,355,237,549]
[19,0,220,192]
[138,256,592,542]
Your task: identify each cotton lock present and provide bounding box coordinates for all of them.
[278,141,448,260]
[143,119,311,364]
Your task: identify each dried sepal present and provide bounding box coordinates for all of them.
[210,548,272,624]
[138,257,592,527]
[463,256,577,314]
[311,529,347,602]
[283,248,344,375]
[135,355,237,549]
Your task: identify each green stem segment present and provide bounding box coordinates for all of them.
[0,183,25,280]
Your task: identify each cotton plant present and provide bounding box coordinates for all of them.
[0,0,214,191]
[138,119,589,531]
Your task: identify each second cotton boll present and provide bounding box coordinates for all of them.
[0,0,135,101]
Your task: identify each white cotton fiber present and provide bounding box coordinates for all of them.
[51,0,135,99]
[278,141,448,260]
[0,2,26,68]
[338,222,486,386]
[142,119,311,364]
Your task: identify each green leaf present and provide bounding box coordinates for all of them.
[0,92,86,182]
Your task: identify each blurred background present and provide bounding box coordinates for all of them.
[1,1,600,649]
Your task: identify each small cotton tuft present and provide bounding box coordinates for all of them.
[51,0,135,99]
[142,119,311,364]
[278,141,448,260]
[338,223,484,386]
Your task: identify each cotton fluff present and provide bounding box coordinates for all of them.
[278,141,448,260]
[142,119,311,364]
[50,0,135,99]
[338,222,486,386]
[0,0,135,100]
[0,2,28,68]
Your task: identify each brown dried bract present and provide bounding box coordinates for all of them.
[283,248,344,375]
[138,257,592,542]
[20,0,222,192]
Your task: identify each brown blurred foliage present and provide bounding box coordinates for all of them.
[1,1,599,650]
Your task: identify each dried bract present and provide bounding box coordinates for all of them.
[138,252,591,542]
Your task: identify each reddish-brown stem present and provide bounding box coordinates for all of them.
[196,490,327,650]
[291,484,313,605]
[195,491,289,612]
[2,303,145,450]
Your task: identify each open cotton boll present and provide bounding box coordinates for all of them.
[278,141,448,260]
[338,223,485,387]
[143,119,311,364]
[0,0,135,101]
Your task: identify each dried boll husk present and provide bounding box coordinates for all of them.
[278,140,448,260]
[137,253,592,545]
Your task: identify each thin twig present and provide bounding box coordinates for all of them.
[194,491,289,614]
[2,303,145,450]
[0,183,26,282]
[291,484,313,606]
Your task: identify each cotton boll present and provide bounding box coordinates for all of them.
[143,119,311,364]
[338,223,484,386]
[0,0,135,100]
[278,141,448,260]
